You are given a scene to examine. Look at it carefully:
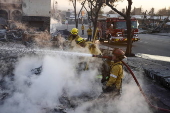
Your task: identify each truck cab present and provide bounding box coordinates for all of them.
[98,17,139,43]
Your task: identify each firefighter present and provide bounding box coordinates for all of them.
[68,28,80,41]
[67,28,82,48]
[76,37,102,55]
[87,27,93,41]
[102,48,126,94]
[81,24,85,35]
[75,37,102,71]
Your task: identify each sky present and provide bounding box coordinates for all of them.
[57,0,170,13]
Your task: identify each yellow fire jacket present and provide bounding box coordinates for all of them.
[81,25,85,30]
[87,29,92,35]
[106,61,123,90]
[68,35,80,41]
[85,41,102,55]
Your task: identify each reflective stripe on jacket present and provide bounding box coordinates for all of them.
[106,61,123,90]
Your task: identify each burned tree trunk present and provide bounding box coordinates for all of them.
[125,0,134,56]
[71,0,78,28]
[92,4,102,42]
[125,17,133,56]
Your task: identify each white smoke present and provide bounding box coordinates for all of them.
[68,71,153,113]
[0,48,153,113]
[50,18,62,34]
[0,53,102,113]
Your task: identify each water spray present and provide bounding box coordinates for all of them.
[92,55,112,60]
[0,47,92,57]
[0,47,113,59]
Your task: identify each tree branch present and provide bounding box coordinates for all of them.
[126,0,132,17]
[78,0,87,18]
[106,0,126,18]
[71,0,76,8]
[88,0,94,22]
[83,5,88,12]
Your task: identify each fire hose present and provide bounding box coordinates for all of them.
[92,55,170,112]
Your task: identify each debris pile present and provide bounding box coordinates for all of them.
[0,21,69,48]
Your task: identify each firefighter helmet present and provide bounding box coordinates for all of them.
[112,48,125,60]
[76,37,85,44]
[71,28,78,35]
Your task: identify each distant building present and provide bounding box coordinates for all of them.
[0,0,22,22]
[66,12,71,19]
[66,10,88,24]
[22,0,58,32]
[0,0,60,33]
[107,14,120,18]
[132,7,142,15]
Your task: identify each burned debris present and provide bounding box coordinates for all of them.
[139,12,170,34]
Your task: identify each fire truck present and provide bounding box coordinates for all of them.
[97,17,139,43]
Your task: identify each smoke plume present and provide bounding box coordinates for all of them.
[0,52,102,113]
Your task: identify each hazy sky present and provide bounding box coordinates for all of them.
[57,0,170,13]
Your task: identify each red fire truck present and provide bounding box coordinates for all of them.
[97,17,139,43]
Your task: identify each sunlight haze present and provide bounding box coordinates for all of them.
[57,0,170,13]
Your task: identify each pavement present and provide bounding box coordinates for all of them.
[123,56,170,111]
[127,55,170,89]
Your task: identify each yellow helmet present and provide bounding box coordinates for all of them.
[76,37,85,44]
[71,28,78,35]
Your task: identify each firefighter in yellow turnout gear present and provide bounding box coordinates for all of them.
[68,28,82,48]
[76,37,102,55]
[87,27,93,41]
[81,24,85,35]
[102,48,126,93]
[75,37,102,71]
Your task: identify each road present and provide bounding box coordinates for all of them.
[133,33,170,57]
[97,33,170,57]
